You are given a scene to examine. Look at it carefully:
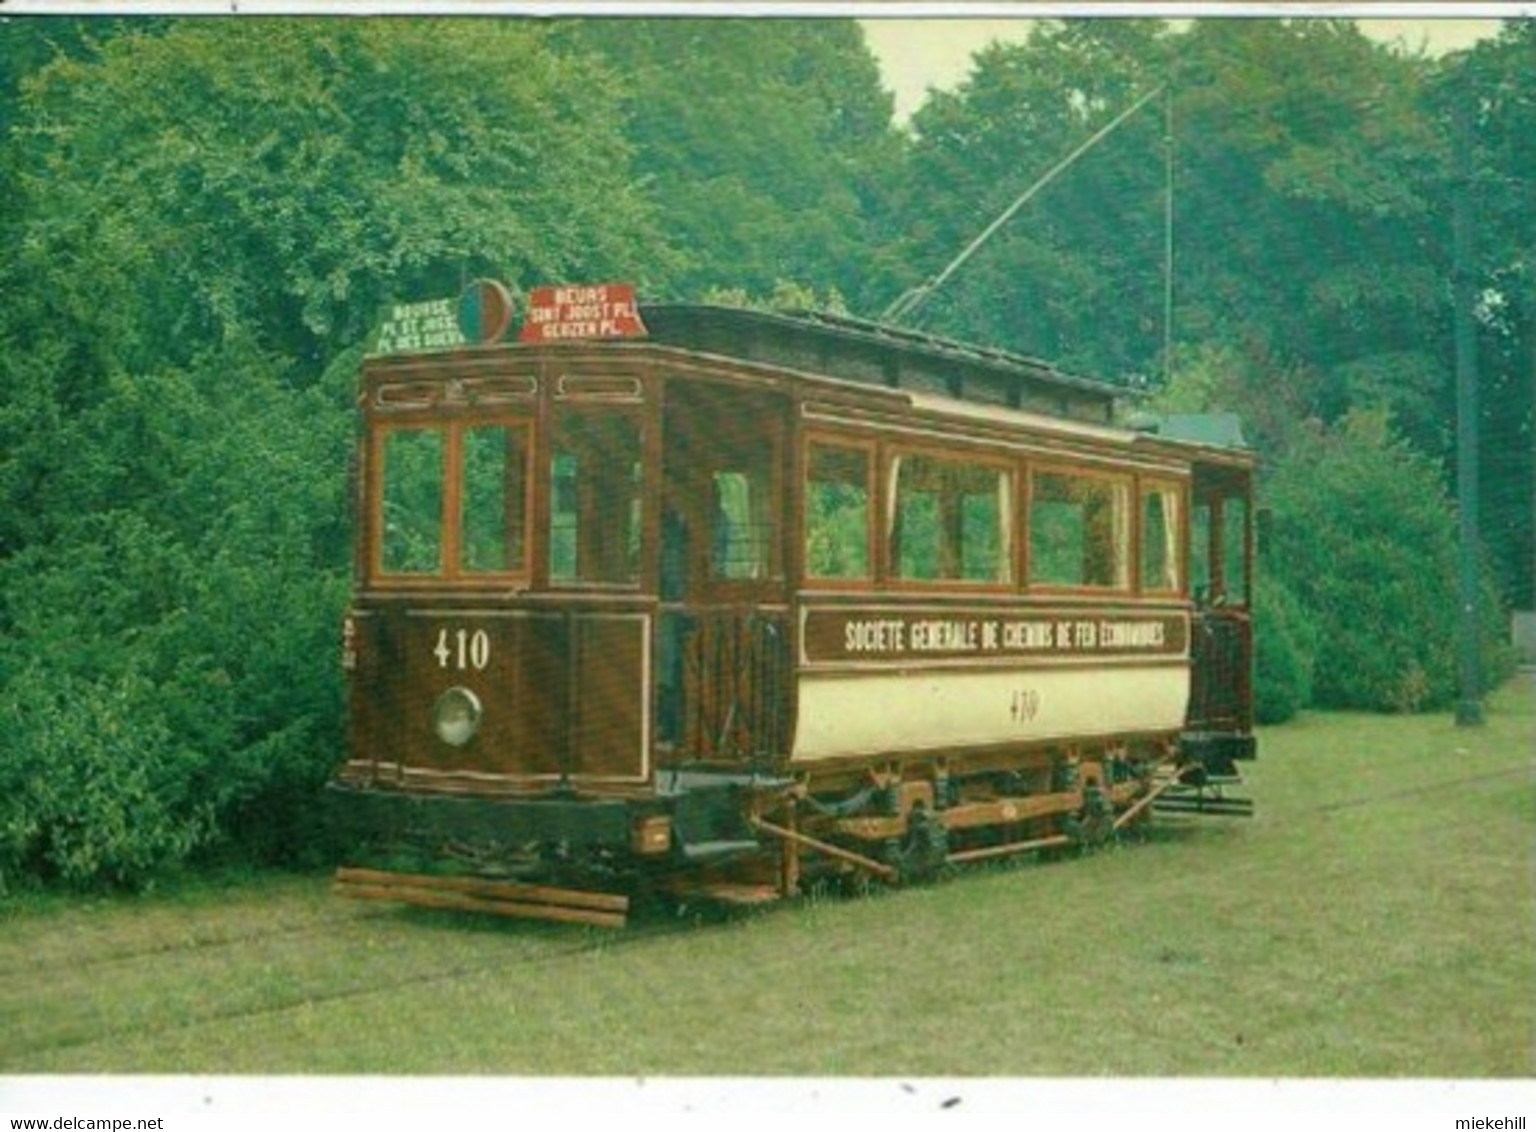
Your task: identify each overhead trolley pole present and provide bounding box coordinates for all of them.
[882,84,1168,328]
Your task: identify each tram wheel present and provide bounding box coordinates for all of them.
[1069,784,1116,850]
[885,803,950,883]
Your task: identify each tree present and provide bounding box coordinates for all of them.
[0,16,155,107]
[559,19,907,313]
[894,18,1456,411]
[896,19,1173,379]
[1251,574,1319,725]
[0,19,670,886]
[1434,20,1535,612]
[0,350,353,886]
[7,19,668,379]
[901,16,1535,628]
[1263,410,1514,712]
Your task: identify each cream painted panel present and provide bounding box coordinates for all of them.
[791,664,1189,762]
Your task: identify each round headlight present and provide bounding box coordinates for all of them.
[433,686,483,747]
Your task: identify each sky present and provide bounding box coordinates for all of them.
[859,16,1511,120]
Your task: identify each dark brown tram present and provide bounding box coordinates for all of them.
[331,294,1257,926]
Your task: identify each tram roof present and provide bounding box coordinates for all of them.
[639,303,1127,422]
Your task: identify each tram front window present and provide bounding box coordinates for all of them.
[376,421,532,582]
[380,428,445,575]
[462,425,529,575]
[550,409,642,585]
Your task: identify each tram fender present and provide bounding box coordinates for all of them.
[325,782,633,847]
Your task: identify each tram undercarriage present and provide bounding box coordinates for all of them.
[332,736,1251,928]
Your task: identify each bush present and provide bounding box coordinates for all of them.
[1264,410,1514,713]
[0,351,352,890]
[1252,573,1318,724]
[0,667,212,891]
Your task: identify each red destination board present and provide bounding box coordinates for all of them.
[517,283,647,344]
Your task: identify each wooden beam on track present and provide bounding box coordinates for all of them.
[334,867,629,928]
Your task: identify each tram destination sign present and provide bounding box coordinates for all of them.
[374,297,466,355]
[373,280,514,355]
[802,607,1189,666]
[518,283,647,344]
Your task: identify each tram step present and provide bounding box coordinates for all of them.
[1153,793,1255,818]
[671,881,783,907]
[678,839,762,864]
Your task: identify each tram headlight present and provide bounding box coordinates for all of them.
[432,686,483,747]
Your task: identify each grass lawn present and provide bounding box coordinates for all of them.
[1,675,1530,1079]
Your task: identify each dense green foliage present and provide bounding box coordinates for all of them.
[1251,575,1318,725]
[558,20,908,310]
[0,15,1530,889]
[1264,411,1515,713]
[0,19,668,888]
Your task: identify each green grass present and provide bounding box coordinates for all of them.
[3,675,1531,1077]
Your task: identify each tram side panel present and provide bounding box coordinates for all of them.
[791,605,1190,765]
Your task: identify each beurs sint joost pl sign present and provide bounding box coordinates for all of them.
[373,281,644,355]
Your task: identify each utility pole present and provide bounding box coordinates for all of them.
[1452,91,1484,727]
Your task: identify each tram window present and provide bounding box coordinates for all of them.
[805,442,871,581]
[550,410,641,585]
[380,427,445,575]
[461,425,529,575]
[889,454,1012,584]
[1029,471,1129,589]
[711,466,775,581]
[1140,480,1182,593]
[1190,501,1212,601]
[1223,496,1249,605]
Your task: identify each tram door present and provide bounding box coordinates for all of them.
[1188,462,1255,737]
[658,384,790,766]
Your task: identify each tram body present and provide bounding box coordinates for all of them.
[331,301,1256,925]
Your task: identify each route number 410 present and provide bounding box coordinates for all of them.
[434,627,491,671]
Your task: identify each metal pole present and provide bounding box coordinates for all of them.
[1452,92,1484,727]
[884,84,1166,325]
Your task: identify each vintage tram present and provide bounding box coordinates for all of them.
[330,290,1257,927]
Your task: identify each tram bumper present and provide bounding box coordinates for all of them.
[1180,730,1257,777]
[1158,731,1257,818]
[325,781,636,849]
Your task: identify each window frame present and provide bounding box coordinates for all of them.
[368,413,535,589]
[1220,492,1251,608]
[801,432,878,590]
[1191,465,1254,609]
[883,443,1017,592]
[1136,475,1187,598]
[1025,463,1134,595]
